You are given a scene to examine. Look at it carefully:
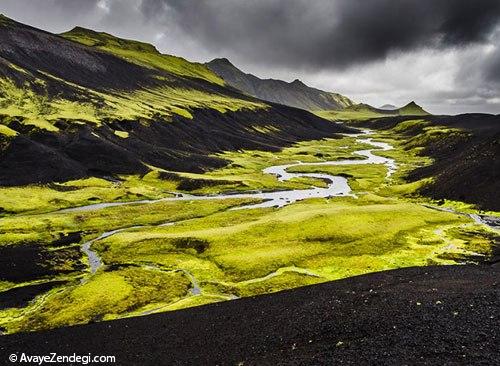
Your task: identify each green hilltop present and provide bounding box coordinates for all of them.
[61,27,225,86]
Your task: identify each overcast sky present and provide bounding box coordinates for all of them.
[1,0,500,114]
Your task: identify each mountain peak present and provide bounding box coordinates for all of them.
[208,58,237,68]
[0,13,14,24]
[399,101,429,115]
[68,26,95,33]
[206,58,353,111]
[379,104,398,110]
[65,26,110,38]
[291,79,306,87]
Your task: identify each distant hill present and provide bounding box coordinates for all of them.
[348,102,429,116]
[379,104,398,110]
[398,101,430,116]
[206,58,354,111]
[317,101,430,121]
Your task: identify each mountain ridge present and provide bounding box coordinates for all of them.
[206,58,354,111]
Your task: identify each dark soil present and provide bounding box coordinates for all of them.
[1,264,498,365]
[0,106,352,186]
[0,244,84,283]
[0,281,67,310]
[354,114,500,211]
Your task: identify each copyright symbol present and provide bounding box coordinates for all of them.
[9,354,17,362]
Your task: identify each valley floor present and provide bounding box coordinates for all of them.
[1,264,498,365]
[0,125,498,335]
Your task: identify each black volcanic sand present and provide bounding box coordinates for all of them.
[0,244,84,283]
[1,264,498,365]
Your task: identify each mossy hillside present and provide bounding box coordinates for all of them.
[61,27,225,86]
[315,108,390,121]
[0,124,17,137]
[0,78,99,131]
[0,76,264,133]
[0,19,265,133]
[316,102,429,122]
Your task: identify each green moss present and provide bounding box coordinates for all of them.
[113,130,129,138]
[314,109,388,121]
[0,124,18,137]
[288,164,387,192]
[61,27,225,85]
[2,267,191,332]
[0,198,258,247]
[391,119,427,132]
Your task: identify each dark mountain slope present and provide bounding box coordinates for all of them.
[0,17,351,185]
[0,15,158,94]
[206,58,354,111]
[1,264,498,365]
[353,114,500,211]
[0,106,349,185]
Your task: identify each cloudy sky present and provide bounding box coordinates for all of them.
[1,0,499,114]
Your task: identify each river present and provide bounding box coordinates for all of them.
[76,130,497,280]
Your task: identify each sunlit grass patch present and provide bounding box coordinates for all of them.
[2,267,191,332]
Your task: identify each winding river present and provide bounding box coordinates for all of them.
[62,131,395,213]
[77,130,497,284]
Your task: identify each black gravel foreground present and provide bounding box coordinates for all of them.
[1,265,498,365]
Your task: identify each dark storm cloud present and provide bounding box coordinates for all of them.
[139,0,500,70]
[485,48,500,83]
[52,0,99,12]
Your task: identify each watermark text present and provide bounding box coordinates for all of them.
[8,352,116,365]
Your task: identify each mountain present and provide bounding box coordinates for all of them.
[379,104,398,110]
[317,101,430,121]
[206,58,354,111]
[0,16,350,186]
[398,101,430,115]
[349,101,429,116]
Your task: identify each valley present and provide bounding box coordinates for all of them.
[1,122,497,334]
[0,13,498,366]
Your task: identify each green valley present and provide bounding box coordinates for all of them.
[0,15,498,341]
[0,123,497,333]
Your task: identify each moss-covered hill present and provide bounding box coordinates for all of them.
[0,16,351,185]
[316,101,430,121]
